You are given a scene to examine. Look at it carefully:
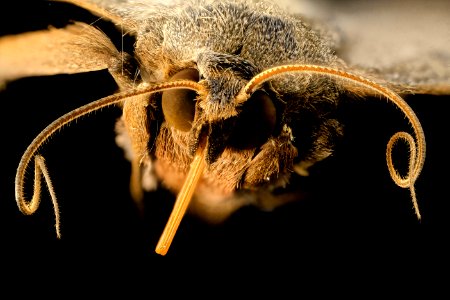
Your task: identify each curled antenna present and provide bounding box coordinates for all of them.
[15,80,204,238]
[236,64,425,220]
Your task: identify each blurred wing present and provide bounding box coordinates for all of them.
[283,0,450,95]
[0,0,137,89]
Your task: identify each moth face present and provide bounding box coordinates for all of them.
[132,1,344,198]
[155,61,297,194]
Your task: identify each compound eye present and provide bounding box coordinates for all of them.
[229,90,277,149]
[162,68,200,131]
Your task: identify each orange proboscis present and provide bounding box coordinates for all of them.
[155,140,206,255]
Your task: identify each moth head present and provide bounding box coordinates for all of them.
[158,55,283,171]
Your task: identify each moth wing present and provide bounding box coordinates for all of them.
[288,0,450,95]
[0,0,137,89]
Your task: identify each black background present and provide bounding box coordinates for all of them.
[1,0,448,295]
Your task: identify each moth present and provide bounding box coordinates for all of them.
[1,0,449,256]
